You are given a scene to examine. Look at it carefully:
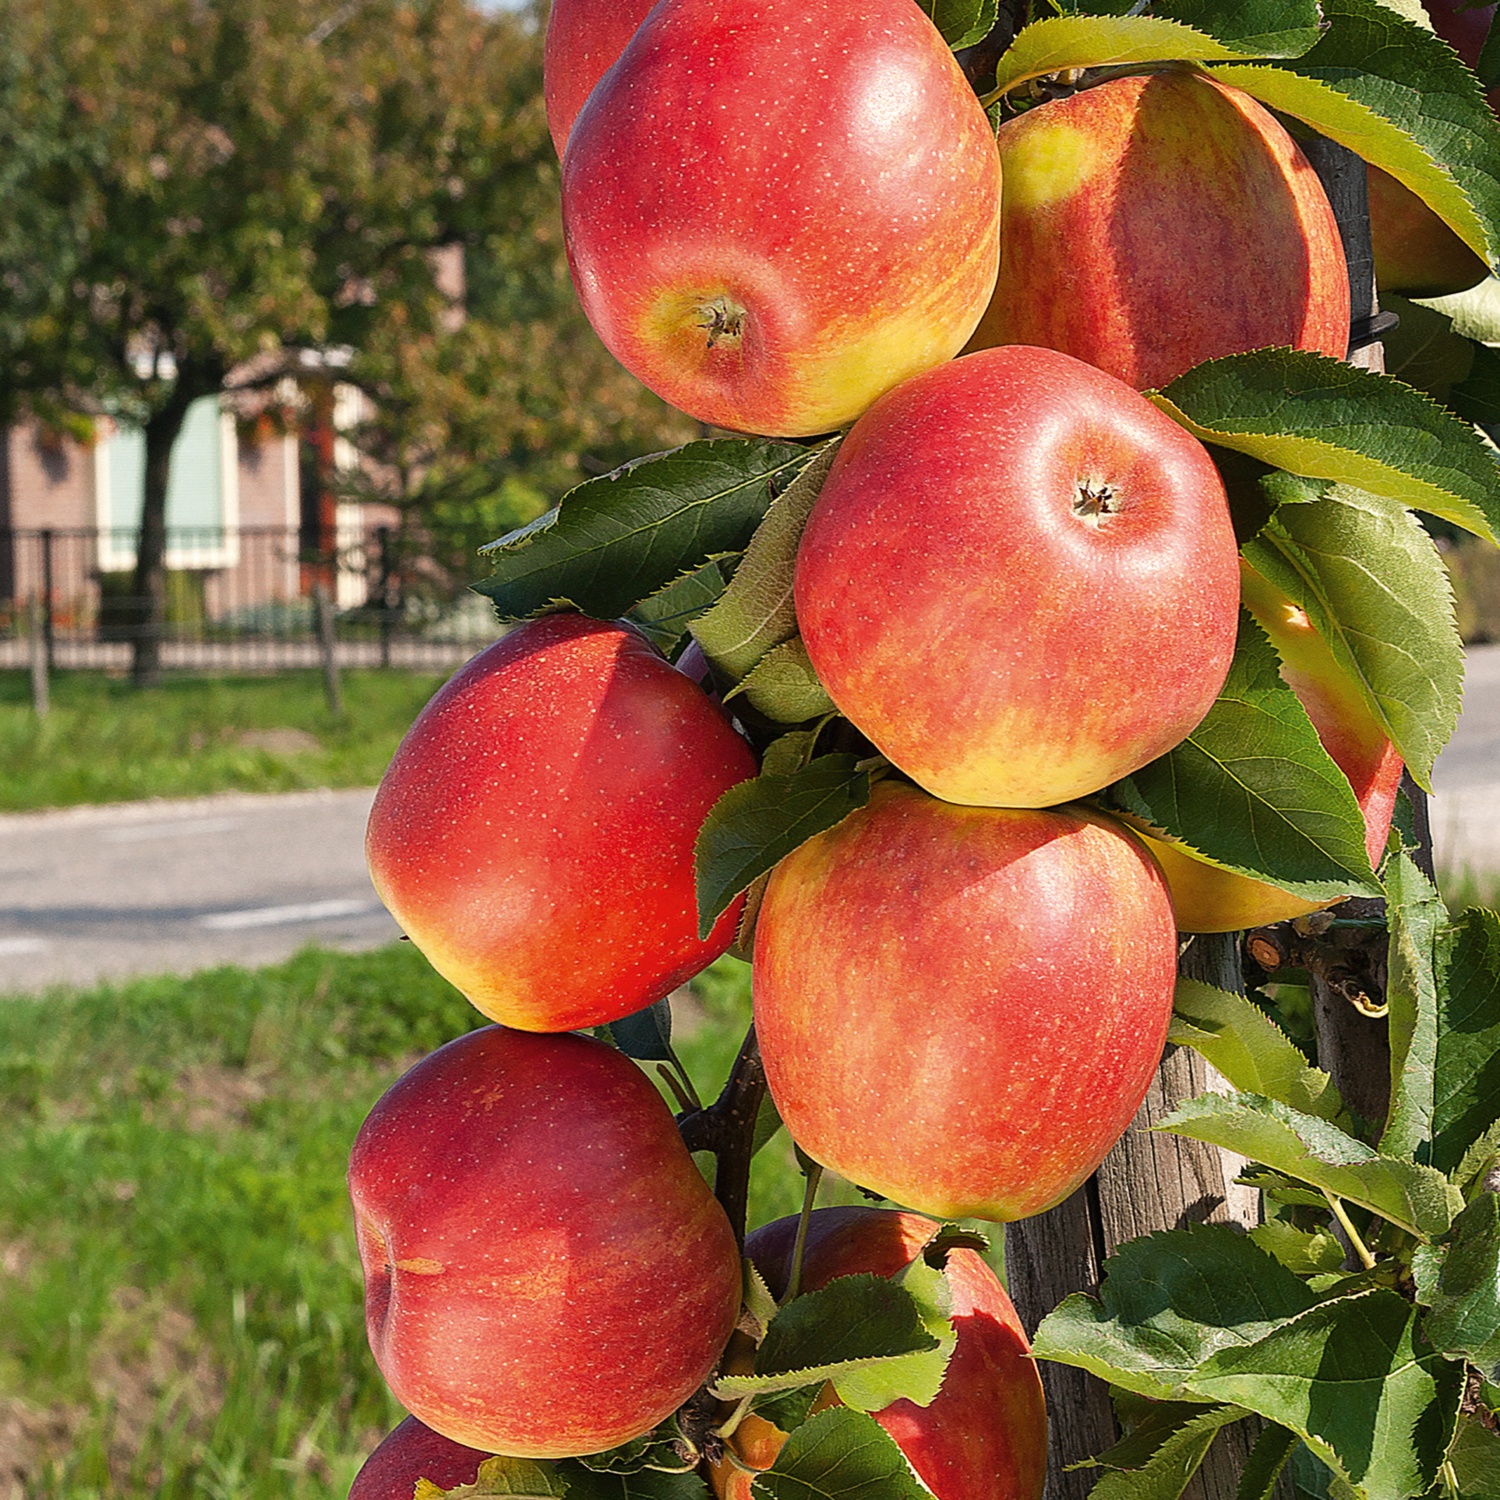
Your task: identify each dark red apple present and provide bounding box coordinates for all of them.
[795,345,1241,810]
[365,614,756,1032]
[561,0,1002,437]
[716,1208,1047,1500]
[349,1415,490,1500]
[966,72,1349,390]
[348,1025,742,1458]
[753,782,1179,1223]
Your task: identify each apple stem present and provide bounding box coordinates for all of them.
[1322,1189,1377,1271]
[715,1393,756,1442]
[782,1162,824,1306]
[657,1059,703,1113]
[676,1024,768,1245]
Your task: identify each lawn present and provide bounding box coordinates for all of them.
[0,670,448,812]
[0,946,853,1499]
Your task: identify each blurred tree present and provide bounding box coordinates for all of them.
[331,40,696,602]
[0,0,688,682]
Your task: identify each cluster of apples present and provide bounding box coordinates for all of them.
[344,0,1421,1495]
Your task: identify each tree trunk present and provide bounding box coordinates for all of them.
[1006,934,1268,1500]
[130,376,204,687]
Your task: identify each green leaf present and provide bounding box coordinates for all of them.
[1185,1288,1465,1500]
[736,638,835,724]
[1431,907,1500,1177]
[1106,613,1380,900]
[1236,1424,1300,1500]
[752,1093,785,1158]
[563,1469,710,1500]
[694,754,869,940]
[1153,349,1500,546]
[989,12,1314,97]
[1156,1091,1459,1239]
[752,1382,825,1438]
[689,440,838,682]
[1238,1168,1331,1210]
[1448,338,1500,428]
[1448,1414,1500,1499]
[920,0,997,51]
[422,1455,571,1498]
[607,998,674,1063]
[1207,0,1500,262]
[1030,1224,1316,1402]
[1424,1191,1500,1378]
[713,1272,954,1412]
[1240,487,1464,790]
[1157,0,1322,56]
[1169,978,1347,1124]
[1247,1219,1348,1276]
[474,439,809,621]
[1079,1402,1248,1500]
[573,1430,694,1477]
[1379,295,1479,407]
[626,559,732,652]
[750,1407,929,1500]
[1381,854,1450,1163]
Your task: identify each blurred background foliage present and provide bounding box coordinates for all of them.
[0,0,694,602]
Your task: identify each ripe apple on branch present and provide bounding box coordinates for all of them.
[339,0,1500,1496]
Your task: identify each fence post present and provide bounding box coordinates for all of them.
[314,580,345,718]
[29,594,49,720]
[40,527,55,673]
[377,525,394,670]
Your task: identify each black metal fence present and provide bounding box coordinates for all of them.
[0,523,502,673]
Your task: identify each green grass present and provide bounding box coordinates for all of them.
[1439,865,1500,913]
[0,945,827,1498]
[0,670,448,811]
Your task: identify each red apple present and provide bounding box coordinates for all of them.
[1368,163,1489,296]
[543,0,655,158]
[349,1025,742,1458]
[1136,561,1404,933]
[713,1208,1046,1500]
[350,1415,491,1500]
[795,345,1241,809]
[560,0,1002,437]
[365,614,756,1032]
[965,72,1350,390]
[753,782,1179,1223]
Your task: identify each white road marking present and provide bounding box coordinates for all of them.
[0,936,50,956]
[198,899,381,931]
[100,818,244,844]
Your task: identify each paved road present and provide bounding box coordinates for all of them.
[0,646,1496,995]
[0,788,397,992]
[1431,643,1500,877]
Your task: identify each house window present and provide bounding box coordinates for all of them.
[95,397,240,570]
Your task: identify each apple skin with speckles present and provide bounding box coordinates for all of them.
[349,1414,492,1500]
[348,1025,742,1458]
[965,72,1349,390]
[560,0,1001,437]
[708,1208,1046,1500]
[365,613,757,1033]
[543,0,655,157]
[1134,561,1403,933]
[795,345,1241,810]
[753,782,1178,1223]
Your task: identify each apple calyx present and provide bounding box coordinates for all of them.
[1072,478,1120,526]
[695,295,747,349]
